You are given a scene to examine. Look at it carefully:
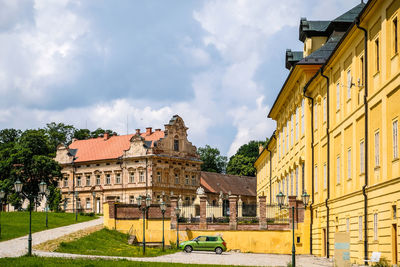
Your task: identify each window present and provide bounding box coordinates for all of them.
[96,175,100,185]
[314,165,318,192]
[301,99,305,134]
[157,172,161,183]
[63,177,68,187]
[394,18,398,54]
[314,103,318,127]
[129,196,135,204]
[139,171,144,182]
[296,108,299,141]
[375,131,380,167]
[295,167,299,196]
[359,216,363,240]
[86,175,90,186]
[106,174,111,184]
[375,38,380,72]
[373,213,378,241]
[175,174,179,184]
[323,163,327,189]
[346,218,350,232]
[174,139,179,151]
[360,56,364,85]
[290,172,293,196]
[286,175,289,200]
[393,120,398,159]
[116,173,121,184]
[393,205,397,219]
[86,198,91,209]
[282,130,285,155]
[286,123,289,151]
[191,175,196,186]
[129,172,135,183]
[77,176,81,186]
[347,148,352,179]
[185,175,189,185]
[347,69,352,99]
[360,140,365,174]
[336,82,340,110]
[336,156,341,184]
[290,115,294,146]
[323,97,327,122]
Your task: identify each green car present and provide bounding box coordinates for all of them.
[179,236,227,254]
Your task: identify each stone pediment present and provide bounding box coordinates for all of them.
[124,135,148,157]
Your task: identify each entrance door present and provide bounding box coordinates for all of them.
[96,198,100,214]
[322,229,327,257]
[392,224,398,265]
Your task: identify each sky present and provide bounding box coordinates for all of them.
[0,0,363,157]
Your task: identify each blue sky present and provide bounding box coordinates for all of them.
[0,0,362,156]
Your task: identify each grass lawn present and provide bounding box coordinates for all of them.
[56,228,177,257]
[0,256,257,267]
[0,212,97,241]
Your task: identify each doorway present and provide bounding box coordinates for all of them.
[392,224,398,265]
[96,198,100,214]
[322,228,327,257]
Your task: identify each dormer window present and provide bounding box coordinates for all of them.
[174,138,179,151]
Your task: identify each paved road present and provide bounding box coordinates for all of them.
[35,250,333,267]
[0,217,103,258]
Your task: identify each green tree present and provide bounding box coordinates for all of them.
[226,140,268,177]
[45,122,76,153]
[73,128,91,140]
[90,128,117,138]
[197,145,227,173]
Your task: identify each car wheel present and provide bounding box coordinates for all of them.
[215,247,223,254]
[184,245,193,253]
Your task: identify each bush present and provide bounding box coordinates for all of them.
[79,212,95,217]
[372,257,390,267]
[286,262,293,267]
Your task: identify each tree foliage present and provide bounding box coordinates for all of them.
[226,140,268,177]
[197,145,227,173]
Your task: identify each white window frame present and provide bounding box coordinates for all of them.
[286,123,289,151]
[347,148,352,179]
[347,69,352,99]
[360,140,365,174]
[336,156,341,184]
[185,175,189,185]
[296,108,299,141]
[336,82,340,110]
[301,99,305,134]
[77,176,81,186]
[323,97,327,122]
[96,175,101,185]
[139,171,144,182]
[106,174,111,184]
[290,115,294,146]
[157,172,162,183]
[116,173,121,184]
[375,131,380,167]
[323,163,327,189]
[314,103,318,127]
[129,172,135,183]
[393,120,398,159]
[191,175,196,186]
[86,175,90,186]
[86,198,91,209]
[295,167,299,196]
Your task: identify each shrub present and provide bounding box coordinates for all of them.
[372,257,390,267]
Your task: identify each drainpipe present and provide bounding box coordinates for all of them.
[321,68,330,258]
[303,80,315,255]
[266,134,275,204]
[356,17,369,264]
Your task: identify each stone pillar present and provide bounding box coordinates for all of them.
[237,196,243,218]
[199,194,207,229]
[288,196,298,228]
[170,196,178,229]
[229,195,238,230]
[258,196,267,230]
[108,201,116,219]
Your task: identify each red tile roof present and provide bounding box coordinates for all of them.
[69,131,164,163]
[200,171,256,197]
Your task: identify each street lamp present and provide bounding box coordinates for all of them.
[137,195,151,255]
[14,179,47,256]
[0,190,5,239]
[160,201,166,251]
[74,191,79,222]
[276,191,310,267]
[44,189,50,228]
[175,207,181,249]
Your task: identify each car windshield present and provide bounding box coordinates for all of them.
[193,236,206,241]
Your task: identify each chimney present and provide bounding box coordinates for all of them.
[146,127,152,135]
[135,129,140,135]
[155,128,161,132]
[104,133,109,140]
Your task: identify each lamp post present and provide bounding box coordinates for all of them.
[44,188,50,228]
[175,207,181,249]
[137,195,151,255]
[74,191,79,222]
[14,179,47,256]
[0,190,5,239]
[160,201,166,251]
[276,191,310,267]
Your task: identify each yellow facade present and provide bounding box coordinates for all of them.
[256,0,400,264]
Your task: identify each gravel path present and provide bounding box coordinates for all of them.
[0,217,103,258]
[34,250,333,267]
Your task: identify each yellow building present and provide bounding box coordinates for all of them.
[256,0,400,264]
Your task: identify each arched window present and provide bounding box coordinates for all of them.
[174,136,179,151]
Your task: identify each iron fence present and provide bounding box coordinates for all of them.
[242,203,257,217]
[266,204,289,224]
